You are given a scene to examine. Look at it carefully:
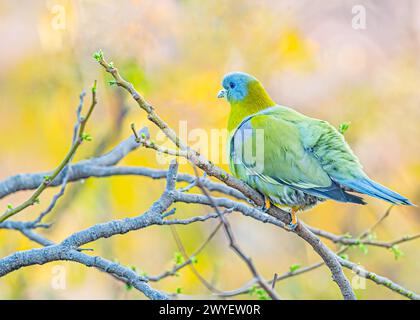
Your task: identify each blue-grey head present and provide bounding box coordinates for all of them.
[217,72,259,103]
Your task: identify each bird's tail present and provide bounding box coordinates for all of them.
[340,177,414,206]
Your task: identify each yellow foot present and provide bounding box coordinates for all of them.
[264,196,271,211]
[287,207,299,231]
[257,196,271,212]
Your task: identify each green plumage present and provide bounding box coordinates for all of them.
[220,72,413,212]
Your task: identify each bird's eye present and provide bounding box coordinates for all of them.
[229,82,236,89]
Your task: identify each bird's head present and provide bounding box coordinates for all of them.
[217,72,275,108]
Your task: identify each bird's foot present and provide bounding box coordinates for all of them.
[258,196,271,213]
[285,207,299,231]
[249,196,271,212]
[285,221,298,231]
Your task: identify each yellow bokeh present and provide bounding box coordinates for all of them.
[0,0,419,300]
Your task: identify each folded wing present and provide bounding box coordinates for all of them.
[297,114,413,205]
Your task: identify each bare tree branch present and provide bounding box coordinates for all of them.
[0,165,244,204]
[0,161,183,300]
[338,257,420,300]
[309,225,420,249]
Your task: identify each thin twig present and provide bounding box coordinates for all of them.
[169,224,223,293]
[0,82,98,222]
[149,221,223,282]
[31,99,85,224]
[131,122,188,157]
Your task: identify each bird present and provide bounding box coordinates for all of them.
[217,71,414,229]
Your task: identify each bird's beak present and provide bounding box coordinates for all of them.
[217,89,227,99]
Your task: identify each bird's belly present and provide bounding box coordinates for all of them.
[244,175,322,212]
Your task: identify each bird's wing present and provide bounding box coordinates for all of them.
[294,113,412,205]
[293,112,365,181]
[229,108,365,204]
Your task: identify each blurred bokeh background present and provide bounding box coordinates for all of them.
[0,0,419,299]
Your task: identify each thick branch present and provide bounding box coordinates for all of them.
[0,161,182,300]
